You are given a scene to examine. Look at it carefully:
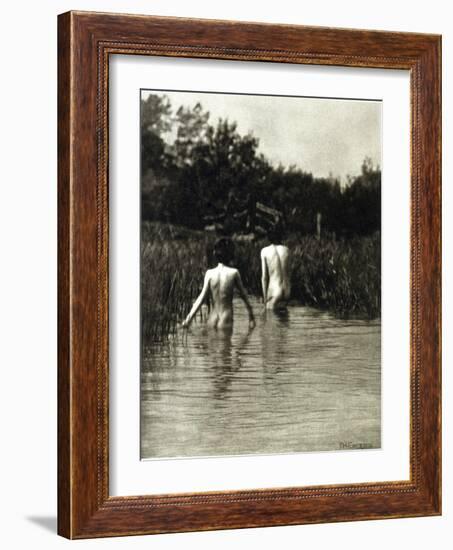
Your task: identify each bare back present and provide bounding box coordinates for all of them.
[261,244,291,310]
[206,265,237,328]
[183,251,255,331]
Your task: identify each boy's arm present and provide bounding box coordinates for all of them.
[182,272,210,327]
[261,251,269,305]
[234,271,255,327]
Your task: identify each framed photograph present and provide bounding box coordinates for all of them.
[58,11,441,538]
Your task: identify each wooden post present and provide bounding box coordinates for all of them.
[316,212,322,240]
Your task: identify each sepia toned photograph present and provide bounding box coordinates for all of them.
[140,89,382,460]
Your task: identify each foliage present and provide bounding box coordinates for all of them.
[139,93,381,339]
[140,93,381,238]
[141,222,380,341]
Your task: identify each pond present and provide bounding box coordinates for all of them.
[141,297,381,459]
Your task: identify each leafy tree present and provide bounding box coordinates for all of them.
[141,94,173,177]
[140,94,381,238]
[340,158,381,236]
[141,94,172,136]
[192,119,261,203]
[173,103,210,166]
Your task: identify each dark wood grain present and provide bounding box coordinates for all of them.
[57,10,441,539]
[57,11,71,538]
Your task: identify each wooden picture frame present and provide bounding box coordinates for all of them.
[58,10,441,539]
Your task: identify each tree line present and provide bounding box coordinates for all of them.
[141,93,381,238]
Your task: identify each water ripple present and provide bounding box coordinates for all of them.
[141,297,381,458]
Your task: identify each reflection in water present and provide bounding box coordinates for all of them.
[261,308,290,384]
[196,326,254,401]
[141,297,381,459]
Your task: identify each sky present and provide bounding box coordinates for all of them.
[142,89,381,182]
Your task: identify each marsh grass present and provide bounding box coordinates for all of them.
[286,234,380,318]
[141,222,380,341]
[141,223,208,341]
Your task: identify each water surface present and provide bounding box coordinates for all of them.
[141,297,381,459]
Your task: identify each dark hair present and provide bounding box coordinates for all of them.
[213,238,235,265]
[267,219,285,244]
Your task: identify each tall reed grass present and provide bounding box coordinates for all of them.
[141,222,380,341]
[141,223,207,341]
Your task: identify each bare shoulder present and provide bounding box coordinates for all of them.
[261,245,271,257]
[228,267,242,280]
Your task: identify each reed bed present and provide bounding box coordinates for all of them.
[286,233,380,318]
[141,222,380,341]
[141,223,208,341]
